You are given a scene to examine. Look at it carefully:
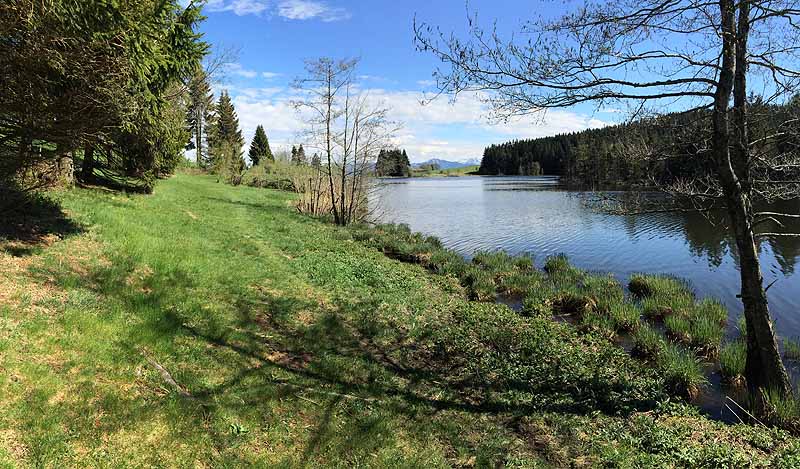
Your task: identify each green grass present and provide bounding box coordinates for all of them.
[720,340,747,385]
[1,173,798,466]
[784,337,800,361]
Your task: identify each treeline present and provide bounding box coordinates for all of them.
[479,102,800,187]
[375,149,411,177]
[479,118,708,187]
[1,0,207,196]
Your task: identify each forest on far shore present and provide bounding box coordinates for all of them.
[479,98,800,188]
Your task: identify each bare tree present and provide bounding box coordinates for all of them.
[292,58,397,225]
[415,0,800,402]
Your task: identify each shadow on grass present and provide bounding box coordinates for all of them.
[0,188,83,256]
[27,238,662,464]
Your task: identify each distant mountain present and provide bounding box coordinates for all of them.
[412,158,481,169]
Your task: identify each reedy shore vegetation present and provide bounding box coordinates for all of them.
[2,173,800,466]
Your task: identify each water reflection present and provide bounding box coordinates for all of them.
[373,176,800,339]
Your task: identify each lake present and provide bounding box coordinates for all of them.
[373,176,800,343]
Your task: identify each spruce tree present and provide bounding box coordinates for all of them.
[296,144,307,165]
[248,124,272,166]
[208,90,244,179]
[311,152,321,168]
[186,68,215,168]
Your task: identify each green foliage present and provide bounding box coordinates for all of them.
[659,343,708,399]
[720,340,747,385]
[784,337,800,361]
[375,149,411,177]
[632,324,665,359]
[248,125,273,167]
[608,303,642,332]
[209,91,244,177]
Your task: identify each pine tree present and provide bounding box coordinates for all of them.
[296,144,307,165]
[399,149,411,176]
[186,68,214,169]
[311,152,321,168]
[248,124,272,166]
[290,145,300,165]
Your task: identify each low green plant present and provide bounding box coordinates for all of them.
[628,274,692,299]
[463,266,497,301]
[664,314,692,342]
[719,340,746,386]
[784,337,800,361]
[608,302,642,332]
[582,273,624,310]
[659,343,708,400]
[429,248,469,277]
[694,298,728,326]
[579,311,618,340]
[764,388,800,434]
[688,316,724,357]
[632,324,664,359]
[499,270,545,296]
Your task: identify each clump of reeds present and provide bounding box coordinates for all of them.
[719,340,746,387]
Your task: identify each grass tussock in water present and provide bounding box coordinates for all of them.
[2,174,798,466]
[784,337,800,361]
[720,340,747,386]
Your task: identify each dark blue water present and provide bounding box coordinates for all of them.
[374,176,800,341]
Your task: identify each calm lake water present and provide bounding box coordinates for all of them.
[373,176,800,342]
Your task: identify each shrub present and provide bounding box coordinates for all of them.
[719,340,746,386]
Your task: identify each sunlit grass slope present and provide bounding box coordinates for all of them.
[1,173,798,467]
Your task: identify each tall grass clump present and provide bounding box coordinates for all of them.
[608,302,642,333]
[629,274,694,320]
[764,388,800,434]
[784,337,800,361]
[544,254,585,284]
[632,324,665,360]
[659,343,708,400]
[719,340,746,386]
[463,266,497,301]
[581,273,625,312]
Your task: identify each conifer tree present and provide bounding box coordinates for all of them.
[311,152,321,168]
[290,145,299,164]
[208,90,244,180]
[186,68,215,168]
[296,144,307,165]
[248,124,272,166]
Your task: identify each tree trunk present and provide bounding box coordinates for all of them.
[713,0,791,402]
[81,145,95,182]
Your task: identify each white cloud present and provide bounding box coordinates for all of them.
[277,0,350,21]
[262,72,282,79]
[206,0,269,16]
[205,0,350,21]
[224,86,608,163]
[227,63,259,78]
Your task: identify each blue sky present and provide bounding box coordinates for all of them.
[198,0,613,162]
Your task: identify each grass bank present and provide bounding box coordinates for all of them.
[1,173,799,467]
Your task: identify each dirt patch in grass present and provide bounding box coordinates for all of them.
[0,428,28,463]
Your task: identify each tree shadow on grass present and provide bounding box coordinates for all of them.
[26,243,664,465]
[0,188,83,256]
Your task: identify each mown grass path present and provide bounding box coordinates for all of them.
[1,173,798,467]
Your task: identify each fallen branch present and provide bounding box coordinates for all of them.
[140,348,193,399]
